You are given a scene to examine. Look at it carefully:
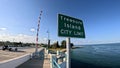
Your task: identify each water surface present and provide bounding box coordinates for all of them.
[71,43,120,68]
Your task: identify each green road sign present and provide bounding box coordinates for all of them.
[58,14,85,38]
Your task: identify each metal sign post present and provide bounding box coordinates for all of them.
[66,37,71,68]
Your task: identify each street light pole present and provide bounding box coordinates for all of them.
[47,30,49,49]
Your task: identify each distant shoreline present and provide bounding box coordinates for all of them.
[48,46,83,53]
[72,46,83,49]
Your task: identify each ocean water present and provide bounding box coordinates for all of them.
[71,43,120,68]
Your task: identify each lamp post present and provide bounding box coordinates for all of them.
[47,30,50,49]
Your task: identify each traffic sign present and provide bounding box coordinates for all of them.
[58,14,85,38]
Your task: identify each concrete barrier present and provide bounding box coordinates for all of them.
[0,53,31,68]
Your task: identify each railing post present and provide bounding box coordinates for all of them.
[50,54,53,68]
[57,50,60,56]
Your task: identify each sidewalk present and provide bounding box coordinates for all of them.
[43,55,50,68]
[16,49,50,68]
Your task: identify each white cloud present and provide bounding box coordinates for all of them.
[0,28,7,31]
[38,38,47,44]
[43,38,47,41]
[52,40,57,43]
[0,33,36,43]
[0,33,53,44]
[30,28,35,32]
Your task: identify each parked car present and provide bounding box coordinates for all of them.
[2,45,17,51]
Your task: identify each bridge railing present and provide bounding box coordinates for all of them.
[51,56,61,68]
[50,51,66,68]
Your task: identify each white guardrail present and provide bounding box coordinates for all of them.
[0,53,31,68]
[48,50,66,68]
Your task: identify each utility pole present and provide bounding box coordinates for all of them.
[35,11,43,54]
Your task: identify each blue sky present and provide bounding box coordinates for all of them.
[0,0,120,45]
